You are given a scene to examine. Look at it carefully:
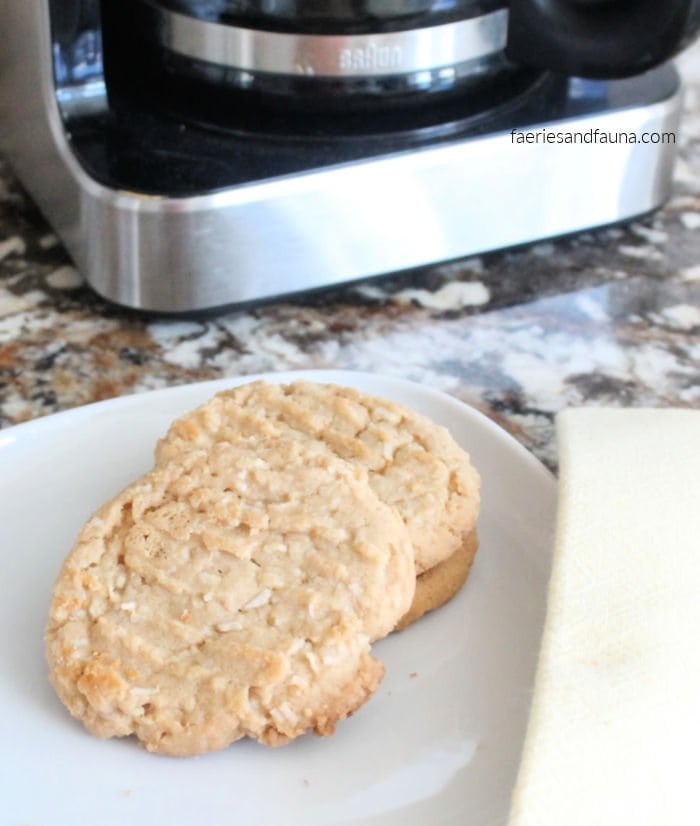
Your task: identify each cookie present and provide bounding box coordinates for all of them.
[156,380,481,574]
[46,437,415,756]
[395,530,479,632]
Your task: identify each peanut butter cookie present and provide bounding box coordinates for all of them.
[157,380,481,574]
[46,437,414,756]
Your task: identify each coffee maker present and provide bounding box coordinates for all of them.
[0,1,698,312]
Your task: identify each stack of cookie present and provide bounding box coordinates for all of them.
[45,381,480,756]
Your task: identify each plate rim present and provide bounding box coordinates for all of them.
[0,368,555,489]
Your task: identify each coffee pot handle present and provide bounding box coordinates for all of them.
[507,0,700,79]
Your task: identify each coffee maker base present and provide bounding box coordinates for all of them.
[59,81,683,312]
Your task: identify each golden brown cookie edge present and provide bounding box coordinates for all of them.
[394,529,479,632]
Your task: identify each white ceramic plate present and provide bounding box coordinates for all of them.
[0,370,556,826]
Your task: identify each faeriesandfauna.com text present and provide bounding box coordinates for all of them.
[511,128,676,145]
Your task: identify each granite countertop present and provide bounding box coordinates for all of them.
[1,51,699,471]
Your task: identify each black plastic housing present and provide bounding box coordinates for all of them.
[507,0,700,79]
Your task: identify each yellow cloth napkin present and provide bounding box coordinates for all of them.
[508,408,700,826]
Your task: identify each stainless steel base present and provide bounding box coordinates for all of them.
[0,2,683,313]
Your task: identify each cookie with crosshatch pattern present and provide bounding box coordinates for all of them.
[156,380,481,576]
[45,436,414,755]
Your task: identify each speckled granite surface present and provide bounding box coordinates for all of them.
[1,50,699,470]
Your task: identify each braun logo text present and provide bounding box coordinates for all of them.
[338,43,403,73]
